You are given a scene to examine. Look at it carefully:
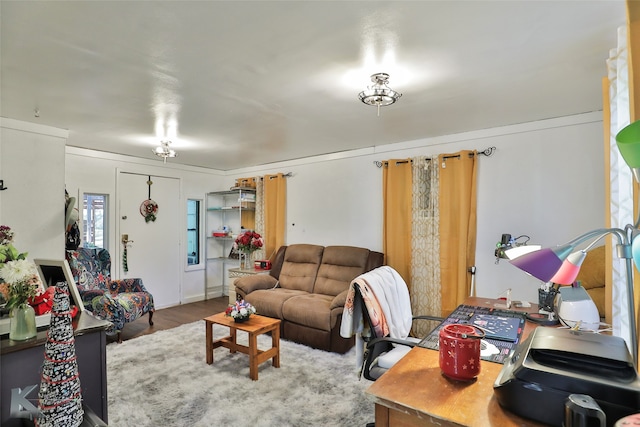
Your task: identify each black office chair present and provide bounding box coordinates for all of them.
[351,277,443,427]
[349,275,443,381]
[361,317,442,380]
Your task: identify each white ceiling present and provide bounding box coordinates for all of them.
[0,1,627,170]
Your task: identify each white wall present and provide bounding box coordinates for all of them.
[0,112,608,307]
[227,112,605,304]
[59,112,603,306]
[0,118,68,260]
[65,147,224,304]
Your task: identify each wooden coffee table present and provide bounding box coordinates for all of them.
[204,312,281,380]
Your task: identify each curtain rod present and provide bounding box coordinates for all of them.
[258,172,293,180]
[373,146,496,168]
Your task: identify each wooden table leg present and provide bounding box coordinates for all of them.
[205,320,213,364]
[230,326,237,354]
[248,331,258,381]
[272,325,280,368]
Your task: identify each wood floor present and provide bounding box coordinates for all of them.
[112,296,229,343]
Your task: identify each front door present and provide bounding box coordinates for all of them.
[117,172,181,308]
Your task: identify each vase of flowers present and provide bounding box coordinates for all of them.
[0,226,40,341]
[1,259,40,340]
[233,230,264,269]
[225,299,257,323]
[10,304,37,340]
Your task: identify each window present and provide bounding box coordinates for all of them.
[187,199,200,265]
[83,193,108,250]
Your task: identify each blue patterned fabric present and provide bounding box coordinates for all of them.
[66,247,155,334]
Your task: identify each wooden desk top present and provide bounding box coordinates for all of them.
[365,297,545,427]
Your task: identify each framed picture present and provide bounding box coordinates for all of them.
[228,246,239,260]
[34,258,85,312]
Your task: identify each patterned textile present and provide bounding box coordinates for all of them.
[607,25,632,344]
[65,248,155,334]
[411,156,441,337]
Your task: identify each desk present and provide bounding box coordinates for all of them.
[366,297,544,427]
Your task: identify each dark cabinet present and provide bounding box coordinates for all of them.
[0,311,110,424]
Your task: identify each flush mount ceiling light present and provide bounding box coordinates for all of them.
[152,140,177,163]
[358,73,402,116]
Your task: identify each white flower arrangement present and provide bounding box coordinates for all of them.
[225,299,257,320]
[0,259,40,309]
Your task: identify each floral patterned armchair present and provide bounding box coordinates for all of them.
[65,247,154,342]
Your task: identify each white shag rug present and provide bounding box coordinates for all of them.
[106,321,373,427]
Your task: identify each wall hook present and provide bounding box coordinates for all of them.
[0,180,7,191]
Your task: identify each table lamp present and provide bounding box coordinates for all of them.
[508,120,640,369]
[496,233,542,262]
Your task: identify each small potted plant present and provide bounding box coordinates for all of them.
[225,299,257,323]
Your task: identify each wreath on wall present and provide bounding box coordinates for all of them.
[140,199,158,223]
[140,176,158,223]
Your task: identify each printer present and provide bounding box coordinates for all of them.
[493,327,640,426]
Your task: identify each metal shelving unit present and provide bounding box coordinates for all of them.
[205,187,256,300]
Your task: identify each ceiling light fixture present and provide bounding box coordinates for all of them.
[152,140,177,163]
[358,73,402,116]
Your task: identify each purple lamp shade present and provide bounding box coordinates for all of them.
[549,251,587,284]
[509,248,564,282]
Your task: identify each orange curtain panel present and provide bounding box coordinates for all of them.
[382,159,413,290]
[264,173,287,261]
[627,0,640,358]
[602,76,614,325]
[438,151,478,317]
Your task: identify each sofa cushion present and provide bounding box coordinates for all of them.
[278,244,324,292]
[282,293,334,330]
[314,246,370,296]
[245,288,308,319]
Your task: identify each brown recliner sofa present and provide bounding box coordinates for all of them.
[234,244,384,353]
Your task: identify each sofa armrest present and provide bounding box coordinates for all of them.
[330,289,348,311]
[80,289,105,307]
[89,293,125,332]
[234,274,278,297]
